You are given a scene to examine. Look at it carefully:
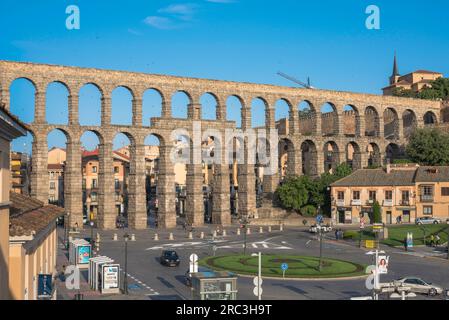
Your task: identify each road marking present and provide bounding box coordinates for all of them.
[120,269,158,295]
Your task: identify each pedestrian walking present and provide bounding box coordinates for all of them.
[335,229,339,241]
[435,234,441,247]
[404,237,408,252]
[430,234,435,247]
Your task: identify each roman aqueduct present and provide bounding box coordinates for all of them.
[0,61,442,230]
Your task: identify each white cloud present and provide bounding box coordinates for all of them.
[205,0,235,3]
[143,16,179,30]
[158,3,198,21]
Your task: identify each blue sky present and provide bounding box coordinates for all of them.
[2,0,449,153]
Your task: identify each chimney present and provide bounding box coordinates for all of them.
[386,164,392,174]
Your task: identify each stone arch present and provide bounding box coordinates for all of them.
[111,86,134,125]
[424,111,438,125]
[383,107,400,140]
[346,141,361,170]
[320,102,339,136]
[172,90,192,119]
[279,138,296,179]
[367,143,381,168]
[323,141,340,174]
[200,92,218,121]
[275,99,291,135]
[79,83,102,126]
[142,88,164,126]
[301,140,318,176]
[251,97,269,129]
[385,143,403,164]
[9,77,36,123]
[298,100,316,135]
[46,81,70,125]
[226,95,243,128]
[402,109,418,139]
[365,106,380,137]
[342,105,360,137]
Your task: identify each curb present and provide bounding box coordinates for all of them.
[234,273,369,282]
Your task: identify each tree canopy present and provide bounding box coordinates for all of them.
[392,77,449,101]
[406,128,449,166]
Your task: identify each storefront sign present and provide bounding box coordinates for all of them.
[37,274,53,299]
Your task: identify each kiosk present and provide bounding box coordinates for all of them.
[69,239,91,269]
[191,271,238,300]
[88,256,120,294]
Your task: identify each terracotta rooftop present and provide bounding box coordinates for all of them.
[9,192,65,237]
[0,104,29,132]
[413,70,443,75]
[415,166,449,183]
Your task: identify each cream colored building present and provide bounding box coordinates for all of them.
[0,104,28,300]
[383,55,443,95]
[8,192,64,300]
[331,164,449,225]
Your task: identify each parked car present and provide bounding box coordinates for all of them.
[160,250,180,267]
[394,277,443,296]
[309,224,332,234]
[415,217,442,225]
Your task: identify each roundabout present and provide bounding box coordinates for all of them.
[200,255,367,279]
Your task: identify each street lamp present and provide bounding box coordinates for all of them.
[123,233,130,295]
[317,205,324,272]
[240,215,249,256]
[64,212,71,249]
[89,221,95,252]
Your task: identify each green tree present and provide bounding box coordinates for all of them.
[418,78,449,101]
[406,128,449,165]
[275,177,309,212]
[391,87,417,98]
[372,201,382,224]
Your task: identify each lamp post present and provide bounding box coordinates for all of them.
[65,212,71,249]
[89,221,94,252]
[318,205,324,272]
[240,215,249,256]
[123,233,130,295]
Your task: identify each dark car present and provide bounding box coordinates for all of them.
[160,250,180,267]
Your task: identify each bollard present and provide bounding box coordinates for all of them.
[247,228,251,235]
[222,229,227,237]
[259,227,264,234]
[213,230,218,238]
[200,232,205,239]
[280,224,284,232]
[96,233,101,242]
[268,226,272,233]
[188,232,193,240]
[131,234,136,242]
[237,228,241,236]
[169,233,174,241]
[113,234,118,241]
[154,233,159,241]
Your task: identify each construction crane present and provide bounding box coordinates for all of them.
[277,71,315,89]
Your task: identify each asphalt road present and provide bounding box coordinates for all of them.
[63,225,449,300]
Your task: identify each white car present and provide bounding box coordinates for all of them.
[394,277,443,296]
[415,217,442,225]
[309,224,332,234]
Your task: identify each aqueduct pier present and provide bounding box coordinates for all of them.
[0,61,442,230]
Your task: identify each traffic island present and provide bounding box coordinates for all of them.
[200,255,367,279]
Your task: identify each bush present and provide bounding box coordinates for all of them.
[301,205,317,217]
[343,230,359,240]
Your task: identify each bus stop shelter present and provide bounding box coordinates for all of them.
[191,271,238,300]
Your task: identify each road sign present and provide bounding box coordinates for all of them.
[316,215,324,224]
[281,263,289,271]
[253,276,263,287]
[253,287,263,297]
[190,254,198,263]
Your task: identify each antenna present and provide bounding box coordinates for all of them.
[277,71,315,89]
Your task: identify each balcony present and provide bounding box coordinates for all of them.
[420,195,434,203]
[366,200,375,205]
[400,199,411,206]
[351,199,362,206]
[383,199,393,207]
[336,200,345,207]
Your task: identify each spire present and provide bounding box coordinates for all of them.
[392,52,399,76]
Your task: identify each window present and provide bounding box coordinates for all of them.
[92,166,97,173]
[442,187,449,196]
[115,179,120,189]
[115,192,120,201]
[421,186,434,202]
[114,166,119,174]
[353,191,360,200]
[401,190,410,205]
[50,171,55,179]
[369,191,377,201]
[92,179,98,188]
[91,192,97,201]
[385,191,393,200]
[338,191,345,200]
[423,206,433,216]
[50,182,55,190]
[49,195,55,202]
